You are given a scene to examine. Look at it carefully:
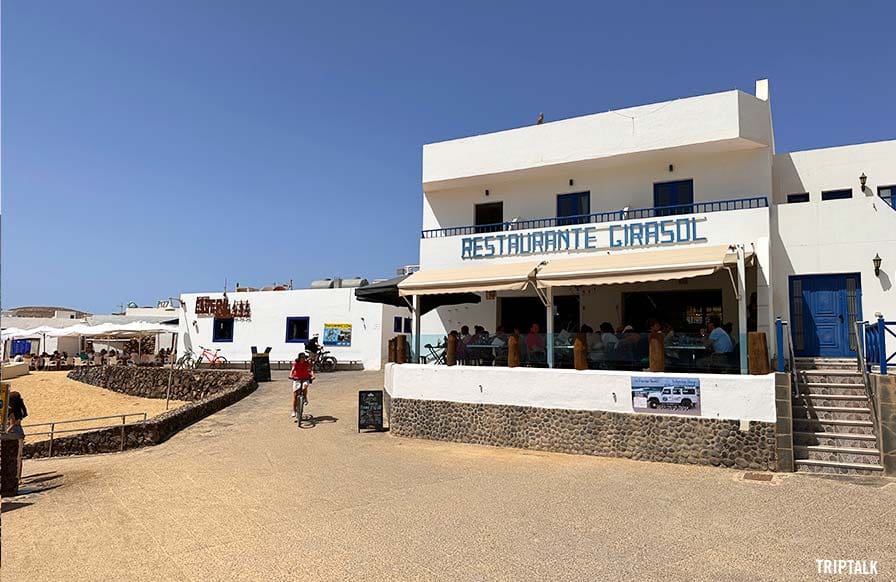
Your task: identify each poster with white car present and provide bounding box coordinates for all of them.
[631,376,700,416]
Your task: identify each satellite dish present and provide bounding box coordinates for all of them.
[127,301,138,308]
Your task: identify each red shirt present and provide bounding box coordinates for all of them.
[291,360,312,380]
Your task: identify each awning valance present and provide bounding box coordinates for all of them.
[535,245,749,288]
[398,261,541,296]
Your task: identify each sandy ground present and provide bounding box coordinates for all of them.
[5,371,188,442]
[3,370,894,581]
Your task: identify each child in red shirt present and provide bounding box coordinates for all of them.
[289,353,314,418]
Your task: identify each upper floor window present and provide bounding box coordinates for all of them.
[285,317,310,343]
[213,318,234,342]
[786,193,810,203]
[557,192,590,226]
[474,202,503,233]
[879,185,895,199]
[393,316,403,333]
[821,189,852,201]
[653,179,694,216]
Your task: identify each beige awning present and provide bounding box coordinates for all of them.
[398,261,541,296]
[535,245,750,288]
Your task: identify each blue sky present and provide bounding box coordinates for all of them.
[3,0,894,314]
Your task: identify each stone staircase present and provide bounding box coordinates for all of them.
[791,358,884,475]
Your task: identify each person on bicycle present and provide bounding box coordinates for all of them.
[305,334,321,363]
[289,353,314,418]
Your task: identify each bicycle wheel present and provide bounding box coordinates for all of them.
[295,392,304,428]
[319,356,337,373]
[212,356,228,366]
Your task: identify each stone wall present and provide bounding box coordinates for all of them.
[22,368,256,459]
[389,398,777,471]
[67,366,249,401]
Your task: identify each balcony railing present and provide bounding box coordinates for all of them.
[421,196,769,239]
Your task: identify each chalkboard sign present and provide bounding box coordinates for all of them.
[358,390,384,432]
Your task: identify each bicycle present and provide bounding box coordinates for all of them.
[293,378,314,428]
[307,348,337,373]
[194,345,228,367]
[174,351,196,370]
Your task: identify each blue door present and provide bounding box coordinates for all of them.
[653,179,694,216]
[789,274,862,357]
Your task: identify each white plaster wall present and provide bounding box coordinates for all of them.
[178,289,409,370]
[423,90,771,189]
[385,363,776,423]
[422,147,772,234]
[771,141,896,325]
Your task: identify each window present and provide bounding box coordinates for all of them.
[786,193,810,203]
[393,316,403,333]
[653,180,694,216]
[556,192,590,226]
[879,185,895,207]
[474,202,503,233]
[403,318,412,333]
[212,318,234,342]
[821,189,852,201]
[285,317,310,343]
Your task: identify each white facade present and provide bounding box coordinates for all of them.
[415,80,896,361]
[177,288,410,371]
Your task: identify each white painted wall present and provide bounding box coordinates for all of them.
[178,288,409,370]
[385,363,776,422]
[771,141,896,325]
[423,90,771,189]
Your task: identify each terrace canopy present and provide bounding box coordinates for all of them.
[397,261,541,296]
[355,275,482,314]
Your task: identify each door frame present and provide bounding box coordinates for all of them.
[788,273,863,357]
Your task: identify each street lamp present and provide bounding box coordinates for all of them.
[873,253,882,276]
[860,173,867,189]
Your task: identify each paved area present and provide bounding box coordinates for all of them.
[2,370,895,581]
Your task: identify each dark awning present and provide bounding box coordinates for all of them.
[354,275,481,315]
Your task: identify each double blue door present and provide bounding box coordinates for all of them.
[789,274,862,357]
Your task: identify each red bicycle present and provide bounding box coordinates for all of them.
[194,345,228,367]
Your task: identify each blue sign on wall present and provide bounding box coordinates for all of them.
[461,217,706,259]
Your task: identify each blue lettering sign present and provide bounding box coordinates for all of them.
[609,225,622,248]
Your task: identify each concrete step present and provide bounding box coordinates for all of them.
[793,394,872,408]
[792,405,872,422]
[794,358,860,371]
[794,444,880,456]
[797,369,863,379]
[792,418,876,435]
[797,382,867,397]
[793,432,878,449]
[795,459,884,475]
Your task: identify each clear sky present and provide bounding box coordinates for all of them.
[2,0,894,314]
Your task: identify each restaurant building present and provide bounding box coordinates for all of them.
[178,281,410,371]
[384,80,896,473]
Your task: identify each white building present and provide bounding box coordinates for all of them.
[407,80,894,364]
[177,285,410,371]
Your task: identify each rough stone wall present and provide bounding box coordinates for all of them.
[67,366,250,401]
[390,398,777,471]
[23,369,256,459]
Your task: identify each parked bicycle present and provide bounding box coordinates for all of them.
[194,345,228,367]
[174,351,196,370]
[307,348,337,373]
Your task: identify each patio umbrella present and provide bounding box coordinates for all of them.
[354,275,481,314]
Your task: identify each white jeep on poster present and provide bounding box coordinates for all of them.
[631,376,701,416]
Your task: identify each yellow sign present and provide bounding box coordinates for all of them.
[323,323,352,347]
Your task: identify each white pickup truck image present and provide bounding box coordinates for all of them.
[646,386,699,410]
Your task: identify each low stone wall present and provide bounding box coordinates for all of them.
[389,398,777,471]
[22,368,256,459]
[67,366,249,401]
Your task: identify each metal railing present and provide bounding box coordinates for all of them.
[864,315,894,375]
[22,412,148,457]
[421,196,769,239]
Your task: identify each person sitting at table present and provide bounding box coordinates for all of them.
[525,323,546,365]
[599,322,619,352]
[698,316,734,369]
[580,324,603,365]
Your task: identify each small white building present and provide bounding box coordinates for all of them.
[177,283,410,371]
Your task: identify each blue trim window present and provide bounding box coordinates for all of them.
[878,185,895,208]
[403,318,412,333]
[821,189,852,201]
[557,191,590,226]
[654,179,694,216]
[212,318,234,343]
[393,316,403,333]
[285,317,310,343]
[787,193,810,203]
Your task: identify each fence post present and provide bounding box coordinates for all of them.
[775,317,785,373]
[879,315,888,375]
[49,422,55,458]
[120,415,127,451]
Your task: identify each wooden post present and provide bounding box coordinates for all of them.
[574,333,588,370]
[507,333,520,368]
[446,334,457,366]
[396,335,407,364]
[387,337,396,363]
[748,332,771,375]
[649,331,665,372]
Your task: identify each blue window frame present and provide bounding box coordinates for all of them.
[556,192,590,225]
[285,317,310,343]
[787,193,810,203]
[821,188,852,201]
[653,179,694,216]
[393,316,403,333]
[403,318,412,333]
[212,318,234,343]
